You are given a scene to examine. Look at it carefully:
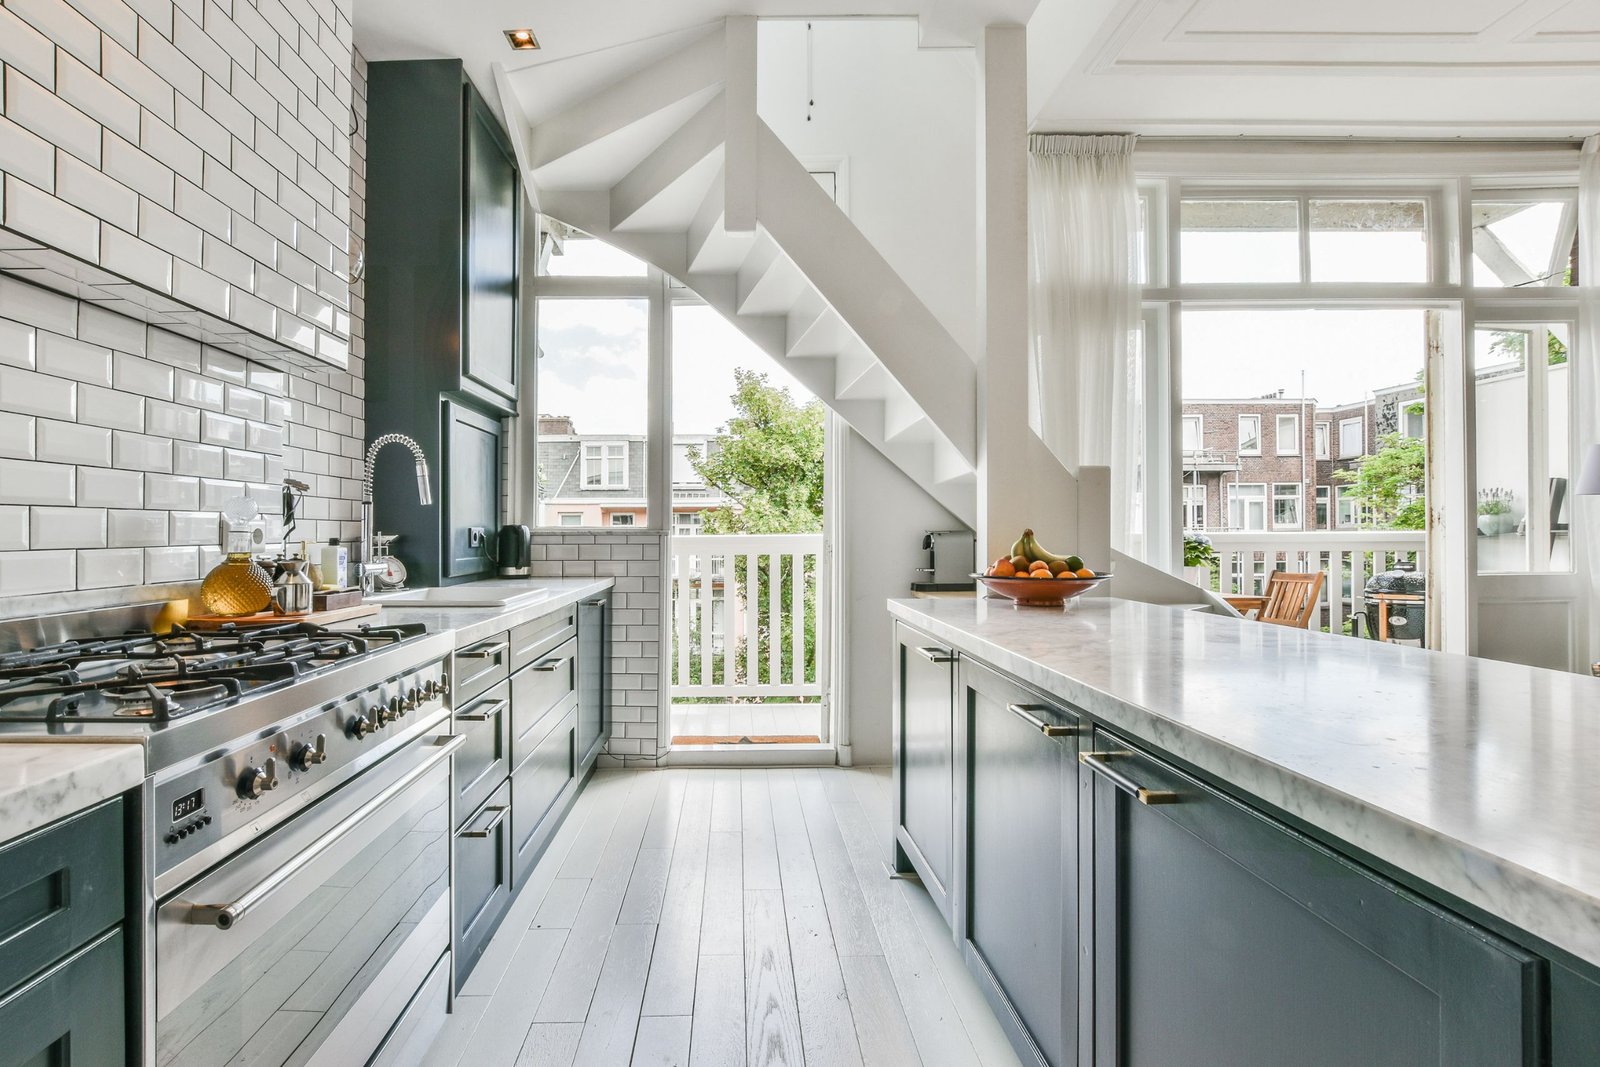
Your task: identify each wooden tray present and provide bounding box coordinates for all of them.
[184,602,381,630]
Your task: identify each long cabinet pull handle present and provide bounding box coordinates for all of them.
[459,641,509,660]
[459,804,510,838]
[914,646,955,663]
[455,698,508,723]
[186,733,467,929]
[1079,751,1181,805]
[583,598,607,606]
[1005,702,1081,737]
[533,655,571,673]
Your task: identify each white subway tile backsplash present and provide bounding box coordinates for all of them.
[246,421,282,452]
[199,477,243,510]
[0,507,28,551]
[108,508,167,546]
[0,6,58,90]
[201,411,245,447]
[112,430,174,472]
[0,415,34,461]
[0,277,78,336]
[0,366,77,420]
[101,36,176,123]
[201,347,248,384]
[0,320,37,370]
[139,109,202,183]
[174,441,225,477]
[102,131,175,206]
[0,459,77,505]
[225,385,265,421]
[145,399,200,440]
[175,369,225,410]
[171,261,229,316]
[77,547,143,588]
[168,509,216,545]
[55,154,141,234]
[138,199,204,265]
[143,544,198,582]
[38,332,114,387]
[137,13,205,104]
[0,550,75,595]
[36,420,111,466]
[3,176,101,262]
[29,506,106,549]
[6,69,100,167]
[145,473,200,510]
[56,51,141,142]
[78,466,143,508]
[111,350,175,398]
[78,303,147,355]
[146,328,202,370]
[0,115,56,194]
[99,224,175,292]
[224,448,264,481]
[9,0,103,69]
[78,383,144,431]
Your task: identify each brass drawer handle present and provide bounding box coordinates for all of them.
[1005,702,1081,737]
[459,804,509,838]
[458,641,509,660]
[1079,751,1181,805]
[532,655,572,673]
[914,646,955,663]
[455,698,507,724]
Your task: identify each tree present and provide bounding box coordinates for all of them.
[1335,432,1426,530]
[1489,328,1567,367]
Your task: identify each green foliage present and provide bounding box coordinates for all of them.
[1334,432,1426,529]
[688,369,825,535]
[1183,533,1218,569]
[1489,328,1568,367]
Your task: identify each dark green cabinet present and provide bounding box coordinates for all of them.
[893,624,957,921]
[577,594,611,769]
[455,779,513,986]
[961,659,1079,1067]
[463,91,520,403]
[1083,726,1541,1067]
[443,400,501,580]
[0,929,127,1067]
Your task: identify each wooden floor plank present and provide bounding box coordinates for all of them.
[573,922,658,1066]
[638,767,689,850]
[709,768,742,832]
[458,927,569,1065]
[838,954,924,1067]
[557,770,639,880]
[745,888,804,1067]
[531,877,589,930]
[512,1022,583,1067]
[642,777,714,1017]
[631,1015,692,1067]
[741,770,781,892]
[699,830,744,958]
[617,847,673,925]
[689,954,745,1067]
[795,769,885,958]
[418,993,487,1066]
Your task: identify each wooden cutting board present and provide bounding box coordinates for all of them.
[184,602,381,630]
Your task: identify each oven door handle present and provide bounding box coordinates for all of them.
[187,733,466,930]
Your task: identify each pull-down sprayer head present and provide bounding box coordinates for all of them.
[363,434,433,506]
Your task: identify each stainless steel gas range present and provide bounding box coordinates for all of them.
[0,606,459,1066]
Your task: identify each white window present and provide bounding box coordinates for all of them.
[1338,417,1364,459]
[583,442,628,489]
[1335,486,1361,528]
[1182,415,1203,454]
[1315,422,1330,459]
[1275,414,1300,456]
[1401,401,1425,440]
[610,513,636,527]
[1182,484,1206,530]
[1314,486,1330,528]
[1227,483,1267,531]
[672,441,702,487]
[1238,415,1261,456]
[674,511,703,536]
[558,513,582,526]
[1272,483,1301,529]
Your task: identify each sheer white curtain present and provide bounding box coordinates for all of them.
[1028,134,1142,552]
[1577,136,1600,653]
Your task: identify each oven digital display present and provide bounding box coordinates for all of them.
[172,789,204,823]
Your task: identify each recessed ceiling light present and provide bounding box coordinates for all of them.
[504,28,539,50]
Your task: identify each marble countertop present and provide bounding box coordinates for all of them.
[0,743,143,845]
[890,595,1600,969]
[360,577,614,646]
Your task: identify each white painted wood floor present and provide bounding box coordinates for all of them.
[422,767,1022,1067]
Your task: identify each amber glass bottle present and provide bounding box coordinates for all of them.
[199,532,274,616]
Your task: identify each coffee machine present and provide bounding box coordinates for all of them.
[495,524,532,577]
[913,529,977,592]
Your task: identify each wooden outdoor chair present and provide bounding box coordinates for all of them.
[1224,570,1325,629]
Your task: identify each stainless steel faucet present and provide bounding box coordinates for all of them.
[359,434,433,593]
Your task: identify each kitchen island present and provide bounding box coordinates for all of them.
[890,594,1600,1067]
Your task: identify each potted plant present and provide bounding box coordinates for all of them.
[1478,491,1513,537]
[1184,534,1218,589]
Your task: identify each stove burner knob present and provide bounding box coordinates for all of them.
[350,713,376,739]
[404,686,421,710]
[291,734,327,771]
[388,695,406,721]
[424,679,443,701]
[165,832,179,845]
[238,758,278,799]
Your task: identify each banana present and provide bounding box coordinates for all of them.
[1016,529,1068,566]
[1009,531,1031,561]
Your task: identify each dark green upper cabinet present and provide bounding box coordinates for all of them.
[464,94,520,404]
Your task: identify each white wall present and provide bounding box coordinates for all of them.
[836,423,964,766]
[758,19,978,359]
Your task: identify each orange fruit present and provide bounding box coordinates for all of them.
[992,561,1016,578]
[1031,569,1053,579]
[1075,567,1095,578]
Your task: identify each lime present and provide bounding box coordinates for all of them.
[1064,554,1084,572]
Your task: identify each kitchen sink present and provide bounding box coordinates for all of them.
[373,583,551,608]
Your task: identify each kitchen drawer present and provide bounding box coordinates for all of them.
[454,780,512,986]
[0,797,125,999]
[453,680,510,829]
[509,607,577,673]
[452,631,510,705]
[0,927,126,1066]
[511,636,577,768]
[512,707,575,887]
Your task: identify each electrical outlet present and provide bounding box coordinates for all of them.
[468,527,486,548]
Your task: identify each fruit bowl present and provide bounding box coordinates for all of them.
[973,572,1112,607]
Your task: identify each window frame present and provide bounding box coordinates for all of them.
[1182,483,1206,530]
[1338,416,1365,459]
[582,440,630,491]
[1275,413,1300,456]
[1181,414,1203,454]
[1272,482,1302,529]
[609,512,636,527]
[1227,482,1268,531]
[1469,187,1579,291]
[1237,414,1262,457]
[1314,421,1330,460]
[1314,485,1330,528]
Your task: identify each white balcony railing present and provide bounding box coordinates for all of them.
[669,534,824,701]
[1204,530,1426,634]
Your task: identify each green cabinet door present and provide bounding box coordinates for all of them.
[893,625,957,921]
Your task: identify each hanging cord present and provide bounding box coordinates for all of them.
[805,22,814,122]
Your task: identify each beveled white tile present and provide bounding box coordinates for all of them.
[0,459,75,505]
[29,506,107,549]
[175,369,225,411]
[113,350,174,399]
[199,477,245,510]
[0,550,74,596]
[36,331,112,387]
[247,365,287,396]
[173,441,225,478]
[266,396,291,425]
[172,261,229,317]
[146,400,200,441]
[112,430,173,472]
[0,366,75,420]
[224,448,264,482]
[224,384,266,421]
[77,547,143,589]
[3,176,99,261]
[201,347,248,385]
[55,150,138,233]
[144,473,200,510]
[143,545,198,583]
[0,413,34,460]
[147,328,203,371]
[168,510,216,546]
[99,223,174,292]
[0,319,36,369]
[107,508,166,547]
[77,466,143,508]
[36,420,111,466]
[201,411,246,447]
[78,383,145,431]
[0,275,77,335]
[246,421,283,453]
[77,303,147,356]
[0,507,27,551]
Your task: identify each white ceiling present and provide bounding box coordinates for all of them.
[1027,0,1600,137]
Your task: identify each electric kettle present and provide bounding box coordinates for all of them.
[495,524,532,577]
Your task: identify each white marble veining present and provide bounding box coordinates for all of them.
[890,595,1600,968]
[0,742,143,845]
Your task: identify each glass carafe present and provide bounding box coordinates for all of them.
[199,532,274,616]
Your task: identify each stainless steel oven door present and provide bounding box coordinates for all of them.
[154,724,462,1067]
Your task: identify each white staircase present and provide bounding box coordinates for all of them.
[509,22,978,527]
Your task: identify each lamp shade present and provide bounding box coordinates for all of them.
[1576,445,1600,496]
